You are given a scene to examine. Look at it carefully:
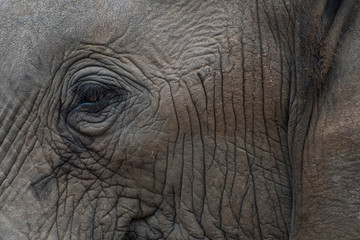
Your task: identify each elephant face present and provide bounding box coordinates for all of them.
[1,0,359,239]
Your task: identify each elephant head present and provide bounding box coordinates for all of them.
[0,0,359,239]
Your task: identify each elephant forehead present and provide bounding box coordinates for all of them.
[0,0,139,45]
[0,1,232,86]
[0,1,229,50]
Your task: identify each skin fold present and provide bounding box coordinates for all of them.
[0,0,358,239]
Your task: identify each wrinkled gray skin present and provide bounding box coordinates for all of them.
[0,0,359,239]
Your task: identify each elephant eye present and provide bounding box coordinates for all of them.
[71,82,127,114]
[64,64,130,136]
[80,85,106,104]
[71,82,114,113]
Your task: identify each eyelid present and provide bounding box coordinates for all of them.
[75,81,110,91]
[69,66,121,87]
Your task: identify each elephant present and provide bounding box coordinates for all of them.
[0,0,359,239]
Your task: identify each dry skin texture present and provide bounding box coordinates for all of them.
[0,0,359,239]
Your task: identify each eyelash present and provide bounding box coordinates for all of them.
[74,83,109,104]
[79,85,107,104]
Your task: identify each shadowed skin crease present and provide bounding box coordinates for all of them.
[0,0,359,239]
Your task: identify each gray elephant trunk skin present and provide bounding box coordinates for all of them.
[0,0,359,239]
